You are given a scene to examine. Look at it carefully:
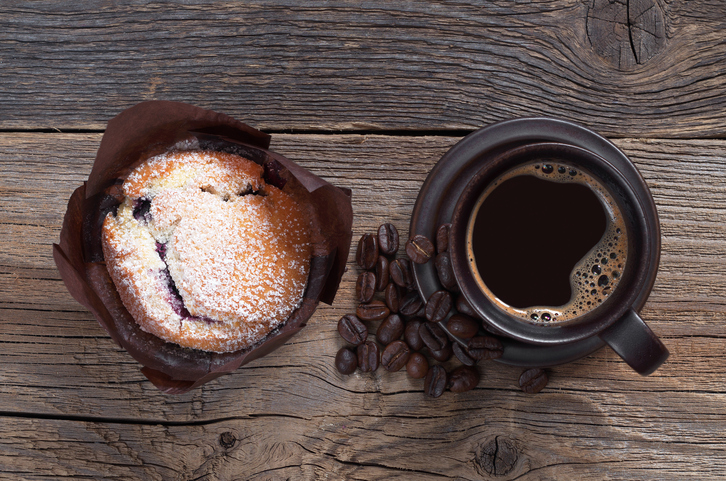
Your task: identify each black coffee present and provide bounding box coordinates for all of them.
[467,161,628,323]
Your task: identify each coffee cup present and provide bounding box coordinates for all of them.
[448,141,668,375]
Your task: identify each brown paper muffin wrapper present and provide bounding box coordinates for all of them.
[53,101,353,394]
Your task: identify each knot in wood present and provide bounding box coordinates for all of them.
[218,431,236,449]
[586,0,666,69]
[475,436,518,476]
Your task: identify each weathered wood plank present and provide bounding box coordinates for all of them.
[2,132,726,478]
[1,132,726,399]
[1,389,725,481]
[2,2,726,137]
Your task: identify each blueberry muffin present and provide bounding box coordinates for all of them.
[101,149,311,353]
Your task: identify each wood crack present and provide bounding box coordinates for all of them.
[626,0,639,63]
[0,411,308,428]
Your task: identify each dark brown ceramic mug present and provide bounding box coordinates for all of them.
[449,142,668,375]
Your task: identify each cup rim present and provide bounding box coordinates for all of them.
[449,141,660,345]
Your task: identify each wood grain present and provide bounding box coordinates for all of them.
[1,132,726,479]
[2,1,726,137]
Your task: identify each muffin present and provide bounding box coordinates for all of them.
[54,101,353,393]
[102,150,311,353]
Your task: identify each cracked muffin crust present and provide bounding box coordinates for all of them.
[101,150,312,353]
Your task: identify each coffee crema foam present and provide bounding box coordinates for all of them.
[466,160,628,324]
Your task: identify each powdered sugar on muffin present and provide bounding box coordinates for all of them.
[102,150,311,353]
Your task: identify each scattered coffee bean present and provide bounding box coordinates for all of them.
[448,365,480,393]
[375,256,390,291]
[419,321,450,352]
[335,347,358,375]
[425,290,452,323]
[447,314,479,339]
[339,221,548,397]
[452,342,476,366]
[377,314,405,345]
[337,314,368,346]
[356,271,376,303]
[430,344,453,362]
[356,301,390,322]
[436,223,451,253]
[455,295,478,318]
[356,233,378,270]
[406,352,429,379]
[390,258,414,288]
[519,368,548,394]
[399,290,424,316]
[404,317,425,351]
[381,340,411,372]
[357,341,380,372]
[424,365,448,398]
[406,234,435,264]
[384,282,401,313]
[467,336,504,361]
[434,251,458,291]
[377,223,399,256]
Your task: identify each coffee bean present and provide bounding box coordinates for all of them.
[447,314,479,339]
[406,235,435,264]
[375,255,390,291]
[357,341,380,372]
[390,258,414,288]
[356,233,378,270]
[419,321,450,352]
[376,314,405,345]
[381,340,411,372]
[337,314,368,346]
[434,251,458,291]
[424,365,448,398]
[404,317,425,351]
[356,301,390,322]
[335,347,358,374]
[399,290,424,316]
[452,342,476,366]
[436,223,451,253]
[377,223,399,256]
[406,352,429,379]
[519,368,548,394]
[425,290,452,323]
[455,295,478,318]
[384,282,401,313]
[430,344,453,362]
[467,336,504,361]
[448,365,480,393]
[356,271,376,304]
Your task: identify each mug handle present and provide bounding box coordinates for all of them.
[598,309,669,375]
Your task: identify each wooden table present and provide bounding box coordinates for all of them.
[2,1,726,479]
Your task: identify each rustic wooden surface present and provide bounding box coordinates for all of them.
[2,1,726,480]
